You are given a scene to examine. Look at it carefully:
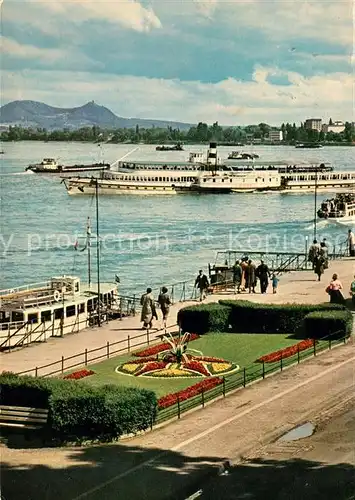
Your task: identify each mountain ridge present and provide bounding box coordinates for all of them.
[0,100,194,130]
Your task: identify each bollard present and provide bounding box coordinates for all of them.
[262,361,265,379]
[297,345,300,364]
[201,388,205,408]
[35,367,38,377]
[329,338,332,350]
[222,376,226,397]
[127,335,131,352]
[107,341,110,359]
[313,339,316,356]
[61,356,64,374]
[147,329,150,345]
[243,367,246,387]
[280,352,283,371]
[85,348,88,365]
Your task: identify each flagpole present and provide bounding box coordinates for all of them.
[87,217,91,289]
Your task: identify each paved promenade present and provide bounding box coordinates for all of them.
[0,257,353,375]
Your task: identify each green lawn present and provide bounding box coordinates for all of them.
[80,333,297,398]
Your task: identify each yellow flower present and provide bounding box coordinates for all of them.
[152,367,194,377]
[123,363,139,373]
[211,363,232,373]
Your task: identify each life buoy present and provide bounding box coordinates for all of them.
[9,289,15,294]
[53,290,61,302]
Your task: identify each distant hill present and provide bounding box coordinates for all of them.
[0,100,194,131]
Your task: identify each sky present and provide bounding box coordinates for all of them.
[1,0,354,125]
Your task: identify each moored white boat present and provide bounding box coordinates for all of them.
[0,276,117,349]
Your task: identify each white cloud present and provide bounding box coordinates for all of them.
[19,0,162,33]
[1,36,67,62]
[210,0,353,47]
[2,66,353,125]
[1,36,103,70]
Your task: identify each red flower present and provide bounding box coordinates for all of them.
[182,361,210,376]
[158,377,222,409]
[191,355,226,363]
[135,361,167,376]
[256,339,314,363]
[134,333,200,357]
[63,369,95,380]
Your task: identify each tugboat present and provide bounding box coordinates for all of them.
[317,193,355,223]
[156,143,184,151]
[227,151,259,160]
[26,158,111,174]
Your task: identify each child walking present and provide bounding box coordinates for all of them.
[272,274,279,294]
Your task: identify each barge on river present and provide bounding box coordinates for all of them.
[0,276,117,350]
[26,158,111,174]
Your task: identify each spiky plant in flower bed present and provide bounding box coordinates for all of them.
[160,331,191,363]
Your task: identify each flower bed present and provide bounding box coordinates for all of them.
[256,339,315,363]
[134,333,200,357]
[183,361,210,376]
[135,361,167,376]
[158,377,223,409]
[63,369,95,380]
[191,355,226,363]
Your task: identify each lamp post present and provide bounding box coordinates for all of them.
[313,167,318,240]
[89,177,101,327]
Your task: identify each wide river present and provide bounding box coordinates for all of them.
[0,142,353,294]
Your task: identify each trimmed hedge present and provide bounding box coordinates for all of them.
[304,310,353,339]
[0,373,157,442]
[219,300,347,334]
[177,303,230,334]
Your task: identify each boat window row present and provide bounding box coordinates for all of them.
[121,176,195,182]
[205,177,279,183]
[119,163,199,171]
[287,173,355,181]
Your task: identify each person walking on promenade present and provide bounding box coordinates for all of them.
[233,260,242,293]
[314,254,325,281]
[158,286,171,331]
[320,241,329,269]
[256,260,270,294]
[140,288,158,329]
[195,270,209,301]
[272,273,279,294]
[246,259,256,294]
[347,229,355,256]
[308,239,320,269]
[240,257,248,291]
[326,273,345,304]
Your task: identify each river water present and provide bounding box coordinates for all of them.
[0,142,353,294]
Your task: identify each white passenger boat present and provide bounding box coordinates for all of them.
[0,276,117,350]
[61,143,355,195]
[317,193,355,223]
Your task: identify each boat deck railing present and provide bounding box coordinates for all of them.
[0,281,52,297]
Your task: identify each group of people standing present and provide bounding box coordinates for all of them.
[308,238,329,281]
[232,258,279,294]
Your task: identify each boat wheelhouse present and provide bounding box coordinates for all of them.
[317,193,355,222]
[0,276,117,350]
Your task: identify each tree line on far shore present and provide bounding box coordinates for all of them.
[1,120,354,145]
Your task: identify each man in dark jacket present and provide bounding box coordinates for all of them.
[195,270,209,301]
[256,260,271,294]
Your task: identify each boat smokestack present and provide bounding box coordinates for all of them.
[207,142,217,166]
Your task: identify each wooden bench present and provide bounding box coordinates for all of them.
[0,405,49,430]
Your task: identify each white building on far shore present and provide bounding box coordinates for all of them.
[267,130,283,142]
[322,121,345,134]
